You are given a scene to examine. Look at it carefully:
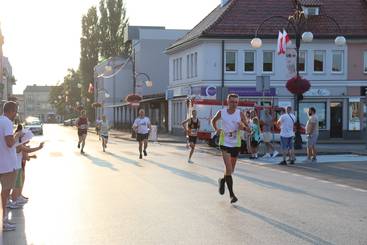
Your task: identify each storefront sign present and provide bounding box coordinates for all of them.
[304,89,331,97]
[227,87,276,97]
[205,86,217,96]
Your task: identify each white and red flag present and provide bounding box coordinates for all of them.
[277,31,285,55]
[283,29,292,48]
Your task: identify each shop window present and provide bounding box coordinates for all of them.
[263,51,274,73]
[348,99,361,131]
[313,50,325,72]
[299,102,326,129]
[244,51,255,72]
[225,51,237,72]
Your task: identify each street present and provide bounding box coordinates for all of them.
[3,124,367,245]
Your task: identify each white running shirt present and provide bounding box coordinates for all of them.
[133,117,151,134]
[100,120,109,136]
[0,115,17,173]
[220,109,241,147]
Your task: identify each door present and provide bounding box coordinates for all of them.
[330,102,343,138]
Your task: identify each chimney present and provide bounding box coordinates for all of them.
[221,0,230,7]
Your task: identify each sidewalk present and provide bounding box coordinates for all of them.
[89,128,367,155]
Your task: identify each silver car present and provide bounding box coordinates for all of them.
[24,117,43,135]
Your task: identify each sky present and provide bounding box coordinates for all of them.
[0,0,220,94]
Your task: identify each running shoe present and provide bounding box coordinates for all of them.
[3,221,16,231]
[272,151,279,158]
[218,178,225,195]
[188,159,194,164]
[278,160,287,165]
[139,154,142,159]
[289,160,295,165]
[312,157,317,163]
[6,200,23,209]
[230,195,238,203]
[15,197,28,205]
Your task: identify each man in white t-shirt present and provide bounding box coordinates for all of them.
[0,101,21,231]
[133,109,151,159]
[277,106,296,165]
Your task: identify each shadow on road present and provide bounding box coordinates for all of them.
[197,163,344,206]
[105,152,142,168]
[233,205,335,245]
[83,154,119,171]
[146,159,217,186]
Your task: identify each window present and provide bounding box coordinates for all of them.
[364,51,367,73]
[173,60,176,81]
[299,102,326,129]
[186,55,190,78]
[313,51,325,72]
[263,51,274,72]
[225,51,237,72]
[298,51,306,73]
[179,58,182,80]
[349,99,361,131]
[244,51,255,72]
[194,52,198,77]
[332,51,343,73]
[302,6,320,16]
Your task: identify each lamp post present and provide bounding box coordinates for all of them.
[251,4,346,149]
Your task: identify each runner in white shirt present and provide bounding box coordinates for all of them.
[211,94,248,204]
[0,101,22,231]
[100,115,109,152]
[133,109,151,159]
[277,106,296,165]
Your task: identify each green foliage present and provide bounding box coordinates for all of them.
[98,0,129,58]
[80,6,100,121]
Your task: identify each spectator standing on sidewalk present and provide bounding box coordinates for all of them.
[0,101,21,231]
[182,109,200,163]
[133,109,151,159]
[277,106,296,165]
[262,110,278,158]
[304,107,319,163]
[249,117,261,159]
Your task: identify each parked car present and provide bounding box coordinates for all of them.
[24,116,43,135]
[63,118,77,126]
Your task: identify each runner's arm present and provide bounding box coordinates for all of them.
[211,111,222,134]
[181,118,190,132]
[240,112,249,131]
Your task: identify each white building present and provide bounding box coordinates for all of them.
[166,0,367,140]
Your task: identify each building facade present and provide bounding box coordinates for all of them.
[23,85,56,122]
[166,0,367,139]
[95,26,188,132]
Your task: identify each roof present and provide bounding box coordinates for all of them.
[23,85,55,93]
[299,0,322,6]
[168,0,367,51]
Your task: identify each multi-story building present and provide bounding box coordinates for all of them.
[95,26,188,132]
[14,94,25,121]
[166,0,367,140]
[23,85,56,122]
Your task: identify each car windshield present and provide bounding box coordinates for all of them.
[25,117,41,125]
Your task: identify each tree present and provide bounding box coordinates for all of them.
[98,0,129,59]
[80,6,100,121]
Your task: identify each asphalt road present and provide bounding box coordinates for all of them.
[3,124,367,245]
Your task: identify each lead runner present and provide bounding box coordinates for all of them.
[211,93,248,203]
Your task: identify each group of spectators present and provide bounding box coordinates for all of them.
[0,101,43,231]
[242,105,319,165]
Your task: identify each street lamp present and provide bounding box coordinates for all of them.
[251,5,346,149]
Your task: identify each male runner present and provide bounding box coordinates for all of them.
[76,110,88,154]
[133,109,151,159]
[211,94,248,203]
[182,109,200,163]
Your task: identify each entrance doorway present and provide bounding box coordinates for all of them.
[330,102,343,138]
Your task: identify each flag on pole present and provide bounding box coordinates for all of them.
[277,31,285,55]
[88,83,94,94]
[283,29,292,48]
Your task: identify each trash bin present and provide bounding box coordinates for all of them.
[149,125,158,142]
